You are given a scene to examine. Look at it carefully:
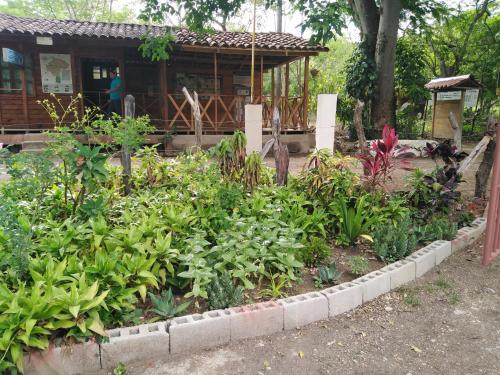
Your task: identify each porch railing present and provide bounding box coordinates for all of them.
[81,91,308,131]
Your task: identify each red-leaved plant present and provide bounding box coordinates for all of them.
[357,124,413,188]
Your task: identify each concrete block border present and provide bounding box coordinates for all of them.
[24,217,487,373]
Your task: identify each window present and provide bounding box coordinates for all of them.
[0,53,33,95]
[93,65,117,80]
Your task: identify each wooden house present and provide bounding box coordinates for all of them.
[0,14,327,146]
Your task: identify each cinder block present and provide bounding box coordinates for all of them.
[228,301,283,340]
[461,224,482,241]
[169,310,231,354]
[382,259,416,289]
[406,245,436,277]
[353,270,390,303]
[433,240,452,265]
[278,292,328,330]
[471,217,487,233]
[100,322,169,369]
[321,282,363,317]
[451,227,473,253]
[24,341,101,375]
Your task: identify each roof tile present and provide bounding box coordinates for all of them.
[0,13,328,52]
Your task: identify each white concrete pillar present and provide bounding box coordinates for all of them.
[315,94,337,152]
[244,104,263,153]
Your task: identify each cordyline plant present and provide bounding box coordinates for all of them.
[357,124,413,188]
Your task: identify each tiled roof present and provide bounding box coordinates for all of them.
[0,13,327,52]
[425,74,482,91]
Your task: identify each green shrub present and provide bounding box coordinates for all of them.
[417,217,458,242]
[300,237,331,267]
[148,289,191,320]
[333,195,375,246]
[206,273,244,310]
[373,218,418,263]
[347,255,369,276]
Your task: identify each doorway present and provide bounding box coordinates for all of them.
[81,59,119,112]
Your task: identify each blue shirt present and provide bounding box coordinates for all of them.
[110,76,122,100]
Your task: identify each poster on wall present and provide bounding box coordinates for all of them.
[464,89,479,108]
[40,53,73,93]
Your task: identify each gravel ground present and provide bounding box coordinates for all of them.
[109,237,500,375]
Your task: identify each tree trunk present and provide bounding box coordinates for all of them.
[353,99,368,154]
[371,0,401,130]
[352,0,379,56]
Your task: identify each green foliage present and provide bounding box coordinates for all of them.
[417,217,458,242]
[344,41,376,103]
[373,217,418,263]
[259,273,291,299]
[333,195,375,246]
[206,273,244,310]
[300,236,331,268]
[242,152,263,191]
[139,33,175,61]
[114,362,127,375]
[395,35,430,105]
[314,262,342,288]
[148,289,191,320]
[347,255,369,276]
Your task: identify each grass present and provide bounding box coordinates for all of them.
[397,286,420,306]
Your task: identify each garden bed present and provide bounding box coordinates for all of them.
[0,102,482,374]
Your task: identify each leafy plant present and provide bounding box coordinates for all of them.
[357,124,413,188]
[333,195,375,246]
[259,273,290,299]
[347,256,369,276]
[373,217,418,263]
[206,273,244,310]
[242,152,263,191]
[300,236,331,267]
[148,289,190,320]
[417,217,458,242]
[314,262,342,288]
[113,362,127,375]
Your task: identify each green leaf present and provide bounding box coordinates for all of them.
[69,305,80,318]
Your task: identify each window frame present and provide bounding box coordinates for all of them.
[0,52,34,96]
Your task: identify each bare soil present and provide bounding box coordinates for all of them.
[101,235,500,375]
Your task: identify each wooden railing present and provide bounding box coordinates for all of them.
[80,92,308,131]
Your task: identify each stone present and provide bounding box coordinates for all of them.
[406,244,436,277]
[433,240,452,265]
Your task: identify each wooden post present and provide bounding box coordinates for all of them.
[260,55,264,101]
[271,68,275,111]
[303,56,309,129]
[182,87,202,151]
[122,94,135,196]
[19,44,29,125]
[284,62,289,126]
[159,60,168,129]
[448,111,462,152]
[214,52,218,130]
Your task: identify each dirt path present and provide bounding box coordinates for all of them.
[116,237,500,375]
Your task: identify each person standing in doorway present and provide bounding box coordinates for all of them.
[106,69,123,116]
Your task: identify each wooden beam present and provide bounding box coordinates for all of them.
[284,62,289,126]
[303,56,309,129]
[180,45,320,57]
[214,52,218,129]
[271,67,275,111]
[18,43,29,124]
[159,59,168,127]
[260,55,264,100]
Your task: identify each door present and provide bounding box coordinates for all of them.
[81,60,119,112]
